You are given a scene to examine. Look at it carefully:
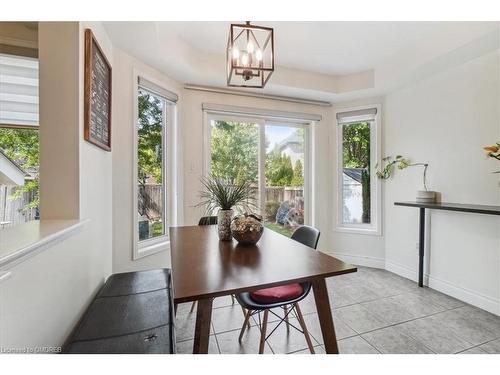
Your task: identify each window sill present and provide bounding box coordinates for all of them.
[135,238,170,260]
[334,226,382,236]
[0,219,88,270]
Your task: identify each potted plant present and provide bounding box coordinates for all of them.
[484,143,500,173]
[197,177,256,241]
[375,155,437,202]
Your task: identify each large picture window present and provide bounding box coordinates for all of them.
[0,53,39,229]
[207,113,310,238]
[137,88,167,242]
[135,76,178,258]
[336,106,380,234]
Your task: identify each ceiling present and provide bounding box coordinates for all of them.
[103,21,499,102]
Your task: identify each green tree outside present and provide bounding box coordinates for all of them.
[210,121,259,184]
[342,122,371,223]
[0,128,39,211]
[138,90,163,185]
[291,159,304,187]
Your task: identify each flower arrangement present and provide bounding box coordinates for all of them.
[375,155,429,191]
[484,143,500,173]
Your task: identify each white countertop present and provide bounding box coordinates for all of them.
[0,219,88,269]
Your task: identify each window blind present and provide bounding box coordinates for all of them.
[138,77,178,103]
[336,108,377,124]
[0,53,38,127]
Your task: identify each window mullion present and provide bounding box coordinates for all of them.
[258,121,266,216]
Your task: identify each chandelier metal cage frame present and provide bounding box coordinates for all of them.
[226,22,274,88]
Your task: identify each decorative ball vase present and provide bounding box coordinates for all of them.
[230,213,264,245]
[217,209,233,241]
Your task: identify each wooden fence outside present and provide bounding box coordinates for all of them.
[0,185,38,228]
[138,184,305,221]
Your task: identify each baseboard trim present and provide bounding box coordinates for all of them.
[385,260,500,316]
[326,251,385,269]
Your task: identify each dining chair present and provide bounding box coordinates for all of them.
[189,216,247,327]
[189,216,220,313]
[236,225,321,354]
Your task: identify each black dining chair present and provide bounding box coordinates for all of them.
[189,216,247,326]
[236,225,320,354]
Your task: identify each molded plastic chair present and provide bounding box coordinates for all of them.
[198,216,218,226]
[236,225,321,354]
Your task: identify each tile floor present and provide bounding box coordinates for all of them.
[175,266,500,354]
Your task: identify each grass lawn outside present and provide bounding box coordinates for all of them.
[264,222,294,238]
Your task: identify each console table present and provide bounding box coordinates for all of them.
[394,201,500,287]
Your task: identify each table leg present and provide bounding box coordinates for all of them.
[193,298,213,354]
[418,207,425,287]
[312,278,339,354]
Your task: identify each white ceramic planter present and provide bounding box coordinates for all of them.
[416,190,436,203]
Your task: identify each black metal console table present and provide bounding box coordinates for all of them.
[394,201,500,287]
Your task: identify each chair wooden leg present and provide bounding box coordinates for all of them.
[294,303,315,354]
[239,310,252,341]
[239,305,251,329]
[231,294,235,304]
[190,301,197,313]
[259,310,269,354]
[284,305,290,332]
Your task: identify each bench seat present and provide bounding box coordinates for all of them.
[63,269,175,354]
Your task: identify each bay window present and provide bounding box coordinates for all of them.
[204,106,315,238]
[335,106,381,234]
[134,75,177,258]
[0,53,39,229]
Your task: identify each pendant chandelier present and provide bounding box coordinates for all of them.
[226,21,274,88]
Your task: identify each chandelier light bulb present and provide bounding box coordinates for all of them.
[256,49,263,61]
[232,47,239,60]
[247,41,254,54]
[241,52,249,66]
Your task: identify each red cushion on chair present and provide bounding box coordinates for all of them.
[250,283,304,304]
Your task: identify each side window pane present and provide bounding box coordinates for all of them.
[0,128,39,229]
[209,120,260,210]
[342,121,371,224]
[137,89,166,241]
[264,125,305,238]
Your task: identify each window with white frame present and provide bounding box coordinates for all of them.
[336,106,380,233]
[204,107,315,238]
[135,76,177,257]
[0,53,39,229]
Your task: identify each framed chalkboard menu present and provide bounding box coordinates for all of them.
[84,29,112,151]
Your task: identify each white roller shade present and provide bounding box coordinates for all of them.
[336,108,377,124]
[202,103,322,122]
[0,53,38,127]
[138,77,178,103]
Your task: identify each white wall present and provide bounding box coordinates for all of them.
[383,49,500,315]
[78,21,114,302]
[111,47,182,273]
[0,22,114,348]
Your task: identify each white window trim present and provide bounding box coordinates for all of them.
[333,104,382,236]
[202,108,313,227]
[132,69,179,260]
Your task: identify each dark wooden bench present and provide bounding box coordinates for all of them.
[63,269,175,354]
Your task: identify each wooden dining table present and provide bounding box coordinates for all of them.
[169,225,357,354]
